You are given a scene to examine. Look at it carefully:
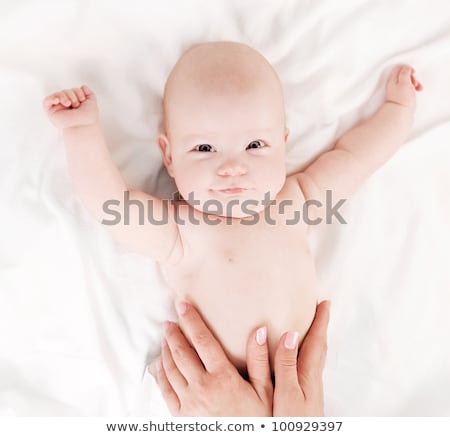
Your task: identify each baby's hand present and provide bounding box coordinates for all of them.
[43,85,98,129]
[385,65,423,111]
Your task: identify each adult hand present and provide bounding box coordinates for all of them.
[149,301,273,416]
[273,300,330,416]
[149,300,330,417]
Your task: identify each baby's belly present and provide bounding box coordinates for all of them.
[166,251,318,372]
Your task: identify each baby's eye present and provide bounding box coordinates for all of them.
[246,140,266,150]
[194,144,215,152]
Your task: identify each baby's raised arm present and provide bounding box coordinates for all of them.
[296,65,423,216]
[43,86,180,263]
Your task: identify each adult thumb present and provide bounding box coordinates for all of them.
[246,326,273,403]
[274,330,302,394]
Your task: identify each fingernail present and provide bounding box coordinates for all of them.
[176,301,188,315]
[147,361,156,376]
[163,321,171,333]
[256,326,267,345]
[148,358,162,377]
[284,331,299,350]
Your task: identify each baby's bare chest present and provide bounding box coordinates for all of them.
[178,223,309,291]
[164,200,315,308]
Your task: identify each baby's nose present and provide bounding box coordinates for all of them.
[217,159,248,176]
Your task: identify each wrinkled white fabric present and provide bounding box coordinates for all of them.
[0,0,449,416]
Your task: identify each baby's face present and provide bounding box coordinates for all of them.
[159,42,288,218]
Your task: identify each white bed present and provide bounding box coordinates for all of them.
[1,0,449,416]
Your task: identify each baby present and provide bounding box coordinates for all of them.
[43,42,422,372]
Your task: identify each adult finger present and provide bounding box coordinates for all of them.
[161,336,188,394]
[246,326,272,403]
[165,321,206,383]
[155,357,181,416]
[297,300,330,398]
[176,301,233,374]
[273,330,302,394]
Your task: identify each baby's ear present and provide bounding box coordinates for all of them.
[158,134,175,177]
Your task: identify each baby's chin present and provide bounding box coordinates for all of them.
[189,201,265,219]
[190,193,275,219]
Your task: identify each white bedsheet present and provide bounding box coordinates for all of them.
[1,0,449,416]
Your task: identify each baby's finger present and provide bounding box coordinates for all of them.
[81,85,94,98]
[388,65,403,84]
[72,88,86,102]
[63,89,79,107]
[411,74,423,91]
[43,94,60,110]
[49,103,66,113]
[399,65,413,83]
[57,91,72,107]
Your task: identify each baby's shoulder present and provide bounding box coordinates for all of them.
[277,174,306,203]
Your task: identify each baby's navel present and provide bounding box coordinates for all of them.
[222,249,239,264]
[224,252,238,263]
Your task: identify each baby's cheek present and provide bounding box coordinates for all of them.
[176,168,205,199]
[263,161,286,194]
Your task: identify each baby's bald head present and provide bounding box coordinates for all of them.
[162,41,286,136]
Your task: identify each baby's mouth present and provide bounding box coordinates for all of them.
[217,187,247,194]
